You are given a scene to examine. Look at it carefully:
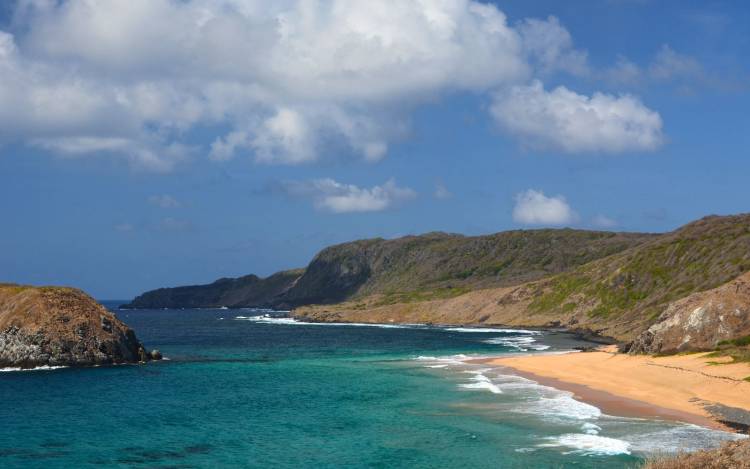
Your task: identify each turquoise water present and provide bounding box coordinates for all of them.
[0,306,740,468]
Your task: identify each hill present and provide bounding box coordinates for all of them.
[121,269,304,309]
[123,229,654,309]
[0,284,160,368]
[297,214,750,347]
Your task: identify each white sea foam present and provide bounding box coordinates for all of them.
[444,327,540,334]
[581,422,602,435]
[0,365,68,373]
[234,315,423,329]
[458,372,504,394]
[415,354,471,367]
[539,434,631,455]
[624,424,747,454]
[459,380,503,394]
[482,336,550,351]
[531,395,602,420]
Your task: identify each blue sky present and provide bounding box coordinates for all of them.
[1,0,748,298]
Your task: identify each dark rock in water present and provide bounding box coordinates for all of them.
[630,272,750,354]
[0,283,159,369]
[149,350,163,360]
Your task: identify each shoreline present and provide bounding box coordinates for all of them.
[473,349,750,434]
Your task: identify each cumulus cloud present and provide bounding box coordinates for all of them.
[0,0,649,169]
[591,214,618,228]
[278,178,416,213]
[513,189,576,225]
[491,80,664,153]
[148,194,181,209]
[0,0,533,168]
[603,44,703,88]
[516,16,589,77]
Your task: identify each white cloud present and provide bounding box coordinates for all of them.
[279,178,416,213]
[603,56,643,86]
[0,0,634,169]
[148,194,181,209]
[0,0,534,168]
[491,80,664,153]
[591,214,618,228]
[513,189,576,225]
[649,44,702,81]
[603,44,703,87]
[434,180,453,200]
[517,16,589,77]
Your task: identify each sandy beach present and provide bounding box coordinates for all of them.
[479,348,750,432]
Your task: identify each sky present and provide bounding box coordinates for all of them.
[1,0,749,299]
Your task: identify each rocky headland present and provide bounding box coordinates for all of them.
[0,284,160,369]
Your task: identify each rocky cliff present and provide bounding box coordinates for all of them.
[121,269,304,309]
[0,284,159,368]
[630,272,750,354]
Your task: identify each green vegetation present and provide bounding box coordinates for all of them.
[528,214,750,330]
[530,274,589,312]
[718,335,750,347]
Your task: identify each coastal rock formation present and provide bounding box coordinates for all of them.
[630,272,750,354]
[0,284,159,368]
[121,269,304,309]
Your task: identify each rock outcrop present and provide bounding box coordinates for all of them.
[121,269,304,309]
[0,284,159,368]
[630,272,750,354]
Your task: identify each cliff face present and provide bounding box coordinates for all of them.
[630,272,750,354]
[0,284,157,368]
[121,269,304,309]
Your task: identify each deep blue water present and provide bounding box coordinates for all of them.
[0,305,740,468]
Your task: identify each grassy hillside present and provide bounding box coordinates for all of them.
[521,214,750,338]
[297,214,750,345]
[280,229,654,306]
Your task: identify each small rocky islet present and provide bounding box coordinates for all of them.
[0,283,160,369]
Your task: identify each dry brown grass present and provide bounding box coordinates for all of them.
[643,439,750,468]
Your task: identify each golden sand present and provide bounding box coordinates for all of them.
[482,348,750,431]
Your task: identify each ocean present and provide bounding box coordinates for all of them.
[0,304,740,468]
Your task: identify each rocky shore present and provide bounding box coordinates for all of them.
[0,284,160,369]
